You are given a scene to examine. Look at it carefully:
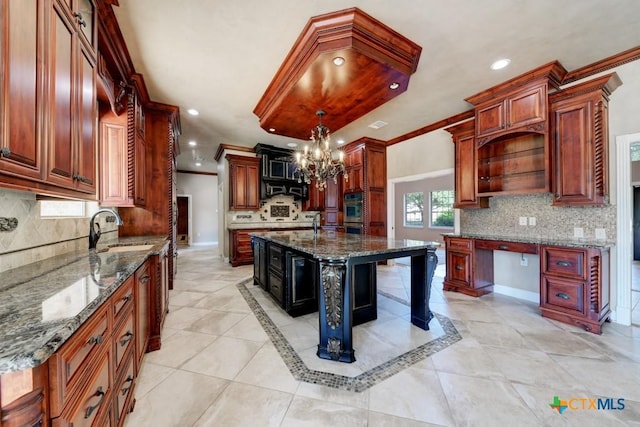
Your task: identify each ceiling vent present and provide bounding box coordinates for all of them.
[368,120,388,130]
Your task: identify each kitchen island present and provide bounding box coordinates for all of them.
[251,230,440,363]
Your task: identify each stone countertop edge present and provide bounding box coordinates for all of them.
[251,230,440,260]
[0,235,168,375]
[227,222,314,230]
[441,232,615,249]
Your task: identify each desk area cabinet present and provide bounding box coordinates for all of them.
[443,235,610,333]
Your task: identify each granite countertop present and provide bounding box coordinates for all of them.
[227,222,313,230]
[442,232,615,249]
[251,230,440,260]
[0,236,168,375]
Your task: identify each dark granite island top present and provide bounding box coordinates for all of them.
[251,229,440,260]
[251,230,440,363]
[0,236,168,374]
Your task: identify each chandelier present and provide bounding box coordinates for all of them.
[294,110,348,190]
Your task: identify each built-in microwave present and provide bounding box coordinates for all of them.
[344,192,363,223]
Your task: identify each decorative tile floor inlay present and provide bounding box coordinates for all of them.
[236,279,461,392]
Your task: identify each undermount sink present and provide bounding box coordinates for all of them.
[106,244,155,253]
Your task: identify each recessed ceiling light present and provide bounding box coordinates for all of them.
[287,142,298,148]
[269,128,276,132]
[187,108,199,116]
[332,56,345,66]
[389,82,400,90]
[195,162,202,167]
[188,140,197,146]
[490,58,511,70]
[337,139,345,145]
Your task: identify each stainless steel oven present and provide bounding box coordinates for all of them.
[344,192,363,223]
[344,223,363,234]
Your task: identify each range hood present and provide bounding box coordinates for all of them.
[261,180,308,200]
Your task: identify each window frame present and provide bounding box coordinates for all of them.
[403,191,424,228]
[428,190,454,229]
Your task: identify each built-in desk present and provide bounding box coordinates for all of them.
[443,234,611,334]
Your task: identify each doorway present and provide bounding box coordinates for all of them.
[177,195,192,246]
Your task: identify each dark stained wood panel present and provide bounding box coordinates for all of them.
[254,7,421,140]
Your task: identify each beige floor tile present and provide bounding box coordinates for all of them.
[520,329,607,359]
[437,371,540,427]
[465,319,533,348]
[281,395,369,427]
[367,411,442,427]
[295,381,370,410]
[133,362,176,398]
[369,366,454,426]
[181,336,263,380]
[124,370,228,427]
[193,382,292,427]
[186,310,248,336]
[163,306,211,330]
[430,337,505,380]
[169,290,210,307]
[234,343,300,393]
[224,314,270,342]
[144,330,217,368]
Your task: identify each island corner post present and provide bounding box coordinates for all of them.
[316,248,439,363]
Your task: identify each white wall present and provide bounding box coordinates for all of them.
[387,129,454,179]
[176,173,219,245]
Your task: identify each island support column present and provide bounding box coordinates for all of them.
[410,249,438,329]
[316,259,356,363]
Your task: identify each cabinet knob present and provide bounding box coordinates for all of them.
[555,292,570,300]
[0,147,10,157]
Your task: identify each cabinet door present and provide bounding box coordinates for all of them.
[47,3,75,189]
[74,45,96,193]
[507,83,546,129]
[552,92,608,206]
[135,262,150,372]
[475,100,505,139]
[303,179,324,211]
[446,251,471,287]
[0,0,45,180]
[230,161,260,210]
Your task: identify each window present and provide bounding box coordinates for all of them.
[430,190,454,227]
[40,200,99,218]
[403,192,424,227]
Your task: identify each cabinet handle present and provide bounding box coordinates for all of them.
[119,331,134,347]
[498,244,508,250]
[84,386,105,419]
[555,292,570,300]
[77,175,92,184]
[0,147,10,157]
[556,261,571,267]
[121,375,134,396]
[140,275,151,284]
[74,12,87,27]
[88,335,103,345]
[455,265,464,271]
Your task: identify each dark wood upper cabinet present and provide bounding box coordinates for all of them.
[446,120,488,208]
[227,154,260,211]
[550,73,621,206]
[0,0,45,181]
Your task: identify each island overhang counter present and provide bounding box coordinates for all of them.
[250,230,440,363]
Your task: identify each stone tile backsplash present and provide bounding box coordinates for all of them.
[0,189,118,272]
[460,193,616,242]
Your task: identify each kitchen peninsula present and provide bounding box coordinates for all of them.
[251,230,440,363]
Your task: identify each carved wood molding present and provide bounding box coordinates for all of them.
[387,110,475,146]
[563,45,640,84]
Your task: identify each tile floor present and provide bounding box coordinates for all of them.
[125,246,640,427]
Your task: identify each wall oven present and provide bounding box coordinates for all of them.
[344,192,363,234]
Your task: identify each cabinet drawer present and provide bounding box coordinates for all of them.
[269,244,284,272]
[113,307,135,374]
[446,237,472,252]
[542,247,585,279]
[49,304,109,417]
[113,275,135,323]
[114,352,135,425]
[53,348,111,427]
[542,276,584,314]
[268,270,284,304]
[475,239,538,254]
